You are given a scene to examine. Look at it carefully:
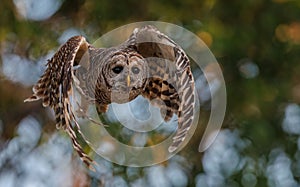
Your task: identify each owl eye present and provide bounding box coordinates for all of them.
[131,67,140,74]
[112,66,124,74]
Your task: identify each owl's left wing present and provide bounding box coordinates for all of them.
[25,36,96,169]
[126,25,196,152]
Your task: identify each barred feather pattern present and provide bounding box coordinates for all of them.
[170,48,195,152]
[25,25,196,169]
[126,25,195,152]
[25,36,96,170]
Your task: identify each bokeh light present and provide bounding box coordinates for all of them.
[1,0,300,186]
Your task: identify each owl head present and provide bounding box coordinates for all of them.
[99,48,148,103]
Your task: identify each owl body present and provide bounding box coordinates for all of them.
[25,25,196,169]
[78,46,149,113]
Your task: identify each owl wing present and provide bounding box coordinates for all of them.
[24,36,96,169]
[126,25,196,152]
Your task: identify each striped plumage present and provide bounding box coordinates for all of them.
[25,25,195,169]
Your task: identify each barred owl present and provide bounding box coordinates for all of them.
[25,25,195,169]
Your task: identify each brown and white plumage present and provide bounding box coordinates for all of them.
[25,25,195,169]
[24,36,95,169]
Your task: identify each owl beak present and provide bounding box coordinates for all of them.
[127,75,131,87]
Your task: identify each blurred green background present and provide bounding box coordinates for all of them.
[0,0,300,186]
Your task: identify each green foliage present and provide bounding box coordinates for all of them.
[1,0,300,186]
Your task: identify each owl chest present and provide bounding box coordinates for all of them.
[92,85,140,105]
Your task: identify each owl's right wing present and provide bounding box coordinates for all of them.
[24,36,97,169]
[126,25,196,152]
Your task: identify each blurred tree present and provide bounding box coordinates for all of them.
[0,0,300,186]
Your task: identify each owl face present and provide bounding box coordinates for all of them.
[106,50,148,103]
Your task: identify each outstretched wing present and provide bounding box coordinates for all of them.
[24,36,95,169]
[126,25,196,152]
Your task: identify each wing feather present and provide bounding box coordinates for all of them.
[126,25,196,152]
[25,36,96,170]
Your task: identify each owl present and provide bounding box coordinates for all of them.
[25,25,196,169]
